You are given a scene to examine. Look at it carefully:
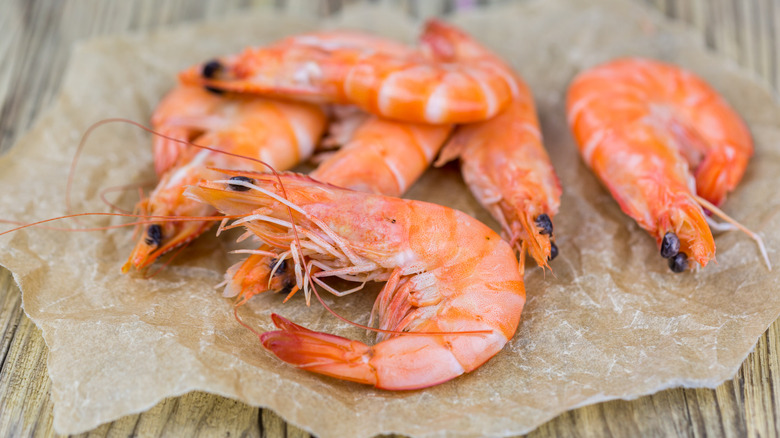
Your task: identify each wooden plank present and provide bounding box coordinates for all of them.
[0,1,778,437]
[0,270,23,387]
[0,281,56,438]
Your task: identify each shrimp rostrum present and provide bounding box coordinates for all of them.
[186,171,525,390]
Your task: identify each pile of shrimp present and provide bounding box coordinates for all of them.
[2,19,769,390]
[109,19,560,389]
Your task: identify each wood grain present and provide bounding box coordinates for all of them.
[0,0,778,437]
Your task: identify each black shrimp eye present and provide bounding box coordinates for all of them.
[269,257,287,275]
[144,224,163,247]
[660,232,680,259]
[202,59,226,94]
[535,214,553,235]
[202,59,223,79]
[228,176,254,191]
[668,252,689,273]
[548,242,559,261]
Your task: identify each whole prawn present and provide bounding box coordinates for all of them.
[567,58,768,272]
[124,84,326,272]
[178,29,515,124]
[186,171,525,389]
[424,19,562,272]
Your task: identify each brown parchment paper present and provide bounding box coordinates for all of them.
[2,0,780,436]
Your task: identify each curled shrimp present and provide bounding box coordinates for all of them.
[224,112,453,304]
[178,29,515,124]
[424,19,562,272]
[567,57,768,272]
[123,84,327,272]
[186,171,525,390]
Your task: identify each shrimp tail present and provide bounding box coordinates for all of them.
[433,130,468,167]
[420,18,475,60]
[153,126,190,176]
[694,151,750,208]
[260,314,378,386]
[260,314,475,390]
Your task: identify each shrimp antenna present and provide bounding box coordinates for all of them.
[67,118,293,216]
[66,118,148,217]
[233,306,264,339]
[694,195,771,271]
[98,180,156,214]
[0,212,243,237]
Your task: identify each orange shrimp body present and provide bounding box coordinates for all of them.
[424,19,561,271]
[567,58,753,271]
[151,85,229,176]
[187,171,525,390]
[311,115,452,196]
[178,31,514,124]
[123,85,326,272]
[225,114,452,305]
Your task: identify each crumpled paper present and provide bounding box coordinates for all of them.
[1,0,780,436]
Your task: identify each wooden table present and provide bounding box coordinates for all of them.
[1,1,778,436]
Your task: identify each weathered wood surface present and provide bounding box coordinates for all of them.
[0,0,778,436]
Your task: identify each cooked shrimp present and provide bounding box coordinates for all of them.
[567,57,767,272]
[423,19,561,272]
[224,114,453,304]
[123,85,327,272]
[186,171,525,389]
[178,29,515,124]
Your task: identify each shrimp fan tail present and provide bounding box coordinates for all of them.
[260,314,378,386]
